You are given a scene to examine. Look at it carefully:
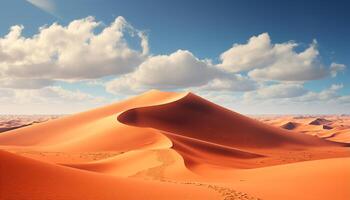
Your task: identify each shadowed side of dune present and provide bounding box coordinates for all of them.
[309,118,332,125]
[118,93,337,149]
[162,131,265,168]
[280,122,299,130]
[116,92,350,169]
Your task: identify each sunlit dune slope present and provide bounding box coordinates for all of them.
[192,157,350,200]
[0,90,184,152]
[0,150,220,200]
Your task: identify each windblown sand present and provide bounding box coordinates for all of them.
[1,90,349,200]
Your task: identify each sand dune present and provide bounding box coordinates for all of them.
[118,93,330,148]
[280,121,299,130]
[0,90,349,200]
[309,118,332,125]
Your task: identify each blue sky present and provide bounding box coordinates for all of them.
[0,0,349,114]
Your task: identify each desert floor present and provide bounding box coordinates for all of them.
[0,90,349,200]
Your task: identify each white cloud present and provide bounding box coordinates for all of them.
[219,33,345,81]
[9,86,104,104]
[298,84,343,102]
[200,83,349,115]
[242,83,348,107]
[134,50,219,87]
[200,76,257,92]
[26,0,56,15]
[219,33,278,72]
[106,50,222,93]
[244,83,307,100]
[0,86,107,114]
[106,50,259,94]
[0,16,147,82]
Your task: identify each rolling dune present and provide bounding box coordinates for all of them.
[0,90,349,200]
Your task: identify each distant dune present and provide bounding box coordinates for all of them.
[256,115,350,143]
[280,121,298,130]
[309,118,332,125]
[0,90,349,200]
[0,115,61,133]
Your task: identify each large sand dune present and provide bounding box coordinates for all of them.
[0,90,349,200]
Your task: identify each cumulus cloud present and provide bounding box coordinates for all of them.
[0,16,147,83]
[133,50,218,87]
[243,83,347,107]
[0,86,107,114]
[106,50,258,94]
[200,76,258,92]
[244,83,307,100]
[219,33,278,72]
[106,50,221,93]
[7,86,104,104]
[219,33,345,81]
[298,84,343,102]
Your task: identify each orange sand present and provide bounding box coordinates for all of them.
[0,90,349,200]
